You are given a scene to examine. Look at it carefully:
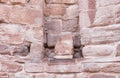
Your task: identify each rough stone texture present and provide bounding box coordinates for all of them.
[0,0,120,77]
[54,33,74,59]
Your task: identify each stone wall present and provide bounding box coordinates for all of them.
[0,0,120,78]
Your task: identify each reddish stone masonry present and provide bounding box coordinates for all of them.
[0,0,120,78]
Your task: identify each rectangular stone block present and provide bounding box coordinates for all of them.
[35,73,55,78]
[90,74,116,78]
[0,24,24,44]
[24,63,46,73]
[45,4,66,17]
[82,62,120,73]
[0,5,11,23]
[1,62,22,73]
[29,43,44,58]
[46,0,77,4]
[93,5,115,26]
[47,63,81,73]
[10,6,43,25]
[10,0,27,4]
[83,45,114,58]
[62,18,78,32]
[97,0,120,7]
[55,74,74,78]
[64,5,78,19]
[80,24,120,45]
[45,19,62,33]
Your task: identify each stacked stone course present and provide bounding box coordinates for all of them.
[0,0,120,78]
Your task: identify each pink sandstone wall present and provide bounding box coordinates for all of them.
[0,0,120,78]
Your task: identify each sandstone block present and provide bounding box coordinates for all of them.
[83,45,114,58]
[80,24,120,45]
[62,18,78,32]
[24,63,46,73]
[93,5,115,26]
[1,62,22,73]
[55,74,74,78]
[45,4,66,16]
[0,44,10,55]
[14,72,34,78]
[29,0,44,6]
[82,63,120,73]
[45,19,62,33]
[47,63,81,73]
[10,6,43,25]
[25,26,43,43]
[64,5,78,19]
[35,73,55,78]
[46,0,77,4]
[10,0,27,4]
[29,43,44,58]
[54,33,73,59]
[0,24,24,44]
[0,5,10,23]
[90,74,116,78]
[98,0,120,7]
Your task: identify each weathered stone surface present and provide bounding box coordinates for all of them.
[29,43,44,58]
[79,10,96,28]
[115,4,120,24]
[90,74,116,78]
[47,63,81,73]
[25,26,43,43]
[0,44,10,55]
[64,5,78,19]
[55,74,74,78]
[83,45,114,58]
[10,6,43,25]
[45,4,66,16]
[116,43,120,56]
[83,63,120,73]
[47,33,61,47]
[98,0,120,7]
[93,5,115,26]
[81,24,120,45]
[0,24,24,44]
[46,0,77,4]
[1,62,22,73]
[14,72,34,78]
[0,5,10,23]
[46,19,62,33]
[10,0,27,4]
[62,18,78,32]
[24,63,46,73]
[54,33,73,59]
[79,0,96,10]
[35,73,55,78]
